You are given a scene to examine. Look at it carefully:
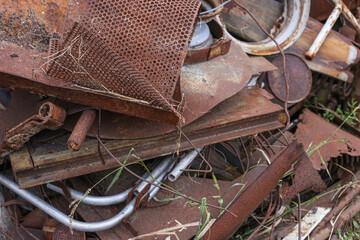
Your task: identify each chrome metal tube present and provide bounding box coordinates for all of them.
[47,155,173,205]
[134,155,174,196]
[47,182,132,206]
[0,173,163,232]
[168,147,203,182]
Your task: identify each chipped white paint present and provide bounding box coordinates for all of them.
[283,207,331,240]
[347,45,358,65]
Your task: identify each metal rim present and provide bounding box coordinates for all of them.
[216,0,311,55]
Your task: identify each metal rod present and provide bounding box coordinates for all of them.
[305,1,342,60]
[306,0,360,60]
[134,155,174,196]
[168,147,202,182]
[47,155,174,205]
[200,140,304,240]
[67,109,96,151]
[341,2,360,32]
[0,173,164,232]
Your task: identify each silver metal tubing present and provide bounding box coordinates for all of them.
[168,147,203,182]
[47,182,132,206]
[138,170,169,203]
[134,155,174,196]
[0,173,164,232]
[47,155,173,205]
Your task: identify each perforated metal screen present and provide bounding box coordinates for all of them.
[48,0,200,111]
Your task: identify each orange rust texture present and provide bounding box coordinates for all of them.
[295,109,360,170]
[1,0,70,33]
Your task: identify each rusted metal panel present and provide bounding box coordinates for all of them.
[200,140,304,240]
[0,42,180,124]
[295,109,360,170]
[267,53,312,103]
[1,0,205,124]
[62,44,255,140]
[280,153,327,203]
[10,88,285,188]
[0,0,70,52]
[0,41,255,125]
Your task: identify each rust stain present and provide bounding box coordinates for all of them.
[0,0,70,51]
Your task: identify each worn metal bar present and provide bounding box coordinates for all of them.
[67,109,96,151]
[306,0,360,60]
[342,3,360,32]
[200,140,304,240]
[305,1,342,60]
[0,172,166,232]
[47,155,173,206]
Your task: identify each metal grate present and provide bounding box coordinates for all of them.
[48,22,171,109]
[53,0,201,103]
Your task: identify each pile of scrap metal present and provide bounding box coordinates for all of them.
[1,0,360,239]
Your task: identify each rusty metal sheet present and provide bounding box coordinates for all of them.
[0,0,70,52]
[249,56,278,76]
[267,53,312,103]
[60,0,201,101]
[0,0,204,124]
[62,44,254,140]
[295,109,360,170]
[280,152,326,203]
[0,43,179,123]
[10,88,285,188]
[0,43,253,126]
